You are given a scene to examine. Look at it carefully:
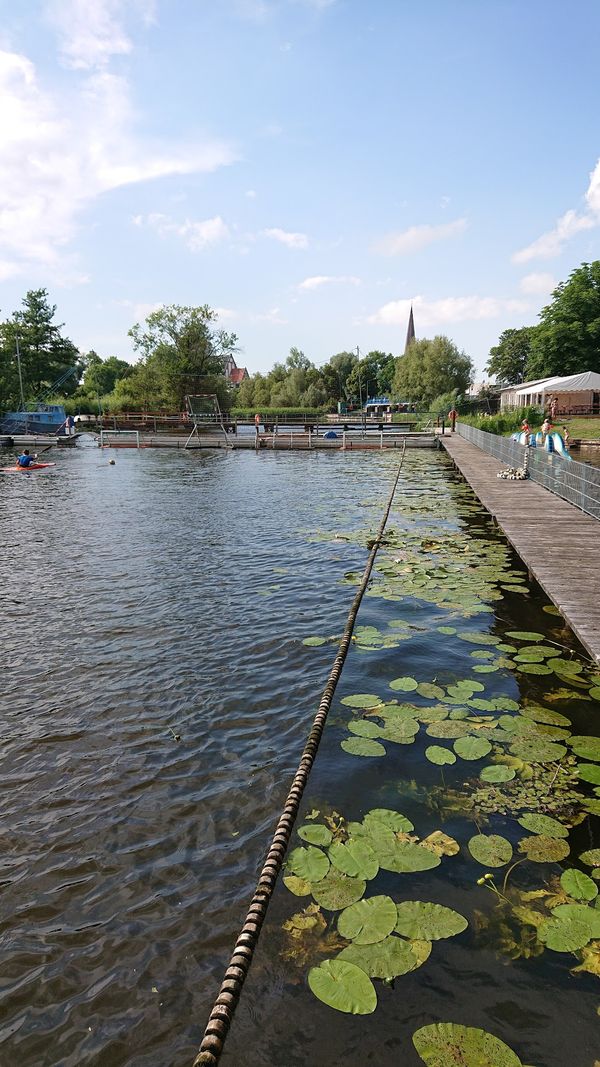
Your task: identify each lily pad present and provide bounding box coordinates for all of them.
[580,848,600,867]
[552,903,600,938]
[338,934,431,979]
[308,958,377,1014]
[288,846,330,882]
[569,736,600,762]
[518,835,570,863]
[517,662,553,675]
[338,895,397,945]
[389,676,419,692]
[378,720,419,743]
[303,636,327,646]
[364,808,414,832]
[329,838,379,881]
[283,875,312,896]
[505,630,544,642]
[437,626,457,635]
[538,914,594,953]
[577,764,600,785]
[412,1022,523,1067]
[348,719,383,739]
[426,745,457,766]
[341,693,382,708]
[417,682,446,700]
[453,736,492,761]
[298,824,333,847]
[420,831,460,857]
[377,840,441,874]
[519,705,570,726]
[508,738,567,763]
[311,872,367,910]
[517,813,569,839]
[426,721,472,739]
[560,869,598,901]
[395,901,468,941]
[341,737,387,758]
[480,765,515,783]
[468,834,513,868]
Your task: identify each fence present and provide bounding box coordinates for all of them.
[457,423,600,520]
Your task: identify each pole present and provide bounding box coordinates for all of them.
[356,346,362,412]
[15,334,25,409]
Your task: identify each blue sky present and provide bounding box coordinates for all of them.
[1,0,600,379]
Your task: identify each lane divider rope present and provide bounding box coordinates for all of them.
[193,445,406,1066]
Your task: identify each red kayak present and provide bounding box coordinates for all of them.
[1,462,56,472]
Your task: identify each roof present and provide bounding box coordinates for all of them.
[229,366,248,384]
[499,377,551,393]
[514,371,600,396]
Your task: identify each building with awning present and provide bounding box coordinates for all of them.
[500,371,600,414]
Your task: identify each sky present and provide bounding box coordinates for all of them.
[1,0,600,380]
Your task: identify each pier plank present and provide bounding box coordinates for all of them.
[443,433,600,664]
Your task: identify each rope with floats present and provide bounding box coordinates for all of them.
[193,443,406,1066]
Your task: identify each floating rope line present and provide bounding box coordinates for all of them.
[193,444,406,1066]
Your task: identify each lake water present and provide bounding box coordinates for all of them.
[1,442,598,1067]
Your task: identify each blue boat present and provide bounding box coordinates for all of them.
[0,403,68,435]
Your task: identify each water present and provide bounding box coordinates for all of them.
[1,443,598,1067]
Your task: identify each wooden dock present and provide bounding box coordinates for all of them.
[443,433,600,664]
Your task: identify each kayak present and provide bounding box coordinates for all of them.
[1,462,56,472]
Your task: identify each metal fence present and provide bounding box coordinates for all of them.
[457,423,600,520]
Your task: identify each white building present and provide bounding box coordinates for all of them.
[499,371,600,415]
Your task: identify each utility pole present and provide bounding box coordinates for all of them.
[15,334,25,409]
[356,345,363,411]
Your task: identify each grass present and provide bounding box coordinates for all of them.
[555,417,600,441]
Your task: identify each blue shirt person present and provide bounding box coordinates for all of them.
[17,450,35,467]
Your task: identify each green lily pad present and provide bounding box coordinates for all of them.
[508,738,567,762]
[364,808,414,832]
[577,764,600,785]
[283,874,312,896]
[517,662,553,675]
[569,736,600,762]
[426,745,457,766]
[580,848,600,867]
[329,838,379,881]
[338,895,397,945]
[590,686,600,700]
[453,736,492,761]
[518,835,570,862]
[552,658,584,675]
[417,682,446,700]
[426,721,472,739]
[341,737,387,758]
[288,846,330,882]
[543,604,561,616]
[505,631,544,642]
[538,914,594,953]
[519,705,570,726]
[458,632,502,646]
[303,636,327,646]
[378,719,419,743]
[470,650,496,660]
[480,764,515,783]
[338,934,431,979]
[377,840,441,874]
[341,693,382,708]
[582,799,600,815]
[348,719,383,739]
[517,813,569,839]
[308,958,376,1014]
[412,1022,523,1067]
[298,824,333,847]
[552,903,600,938]
[311,872,367,910]
[394,901,468,941]
[468,834,513,868]
[437,626,457,635]
[389,676,419,692]
[560,869,598,901]
[473,664,500,673]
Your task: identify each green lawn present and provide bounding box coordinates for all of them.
[546,417,600,441]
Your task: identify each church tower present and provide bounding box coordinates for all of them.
[404,305,416,353]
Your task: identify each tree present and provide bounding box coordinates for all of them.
[526,261,600,378]
[320,351,358,402]
[79,353,133,397]
[346,351,395,403]
[0,288,80,408]
[486,327,535,384]
[393,336,474,406]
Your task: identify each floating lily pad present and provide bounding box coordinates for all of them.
[517,813,569,839]
[288,846,330,882]
[552,658,584,675]
[458,632,502,646]
[348,719,383,739]
[303,636,327,646]
[560,869,598,901]
[308,958,376,1014]
[473,664,500,673]
[311,872,367,910]
[417,682,446,700]
[437,626,457,635]
[517,662,553,675]
[538,914,594,953]
[364,808,414,832]
[283,875,312,896]
[426,745,457,766]
[453,736,492,761]
[338,895,397,945]
[377,840,441,874]
[569,736,600,762]
[412,1022,523,1067]
[590,686,600,700]
[508,738,567,763]
[379,720,419,743]
[395,901,468,941]
[505,631,544,642]
[582,799,600,815]
[577,764,600,785]
[519,705,570,726]
[329,839,379,881]
[580,848,600,867]
[468,834,513,868]
[421,831,460,857]
[480,764,515,783]
[341,737,387,758]
[426,721,472,739]
[552,903,600,938]
[518,835,570,862]
[341,693,382,708]
[543,604,561,616]
[389,676,419,692]
[298,824,333,847]
[338,934,431,979]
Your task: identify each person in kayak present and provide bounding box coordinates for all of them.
[17,449,37,468]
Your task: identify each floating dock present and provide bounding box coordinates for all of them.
[443,433,600,664]
[101,431,438,450]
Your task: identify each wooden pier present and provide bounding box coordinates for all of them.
[443,433,600,664]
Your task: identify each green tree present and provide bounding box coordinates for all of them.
[486,326,535,384]
[0,289,80,408]
[320,351,358,402]
[393,336,473,406]
[346,351,395,403]
[80,352,133,397]
[526,262,600,378]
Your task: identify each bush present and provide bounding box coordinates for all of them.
[230,407,327,418]
[460,405,543,436]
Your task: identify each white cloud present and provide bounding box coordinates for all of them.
[253,307,288,324]
[0,32,236,279]
[519,272,557,295]
[264,227,308,249]
[117,298,163,322]
[374,218,467,256]
[136,213,230,250]
[214,306,238,322]
[298,274,360,290]
[585,157,600,214]
[512,209,595,264]
[368,294,529,327]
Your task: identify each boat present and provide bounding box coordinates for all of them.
[0,403,69,436]
[0,462,56,472]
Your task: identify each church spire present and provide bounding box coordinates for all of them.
[404,305,415,353]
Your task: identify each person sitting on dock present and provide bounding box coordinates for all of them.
[16,449,36,468]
